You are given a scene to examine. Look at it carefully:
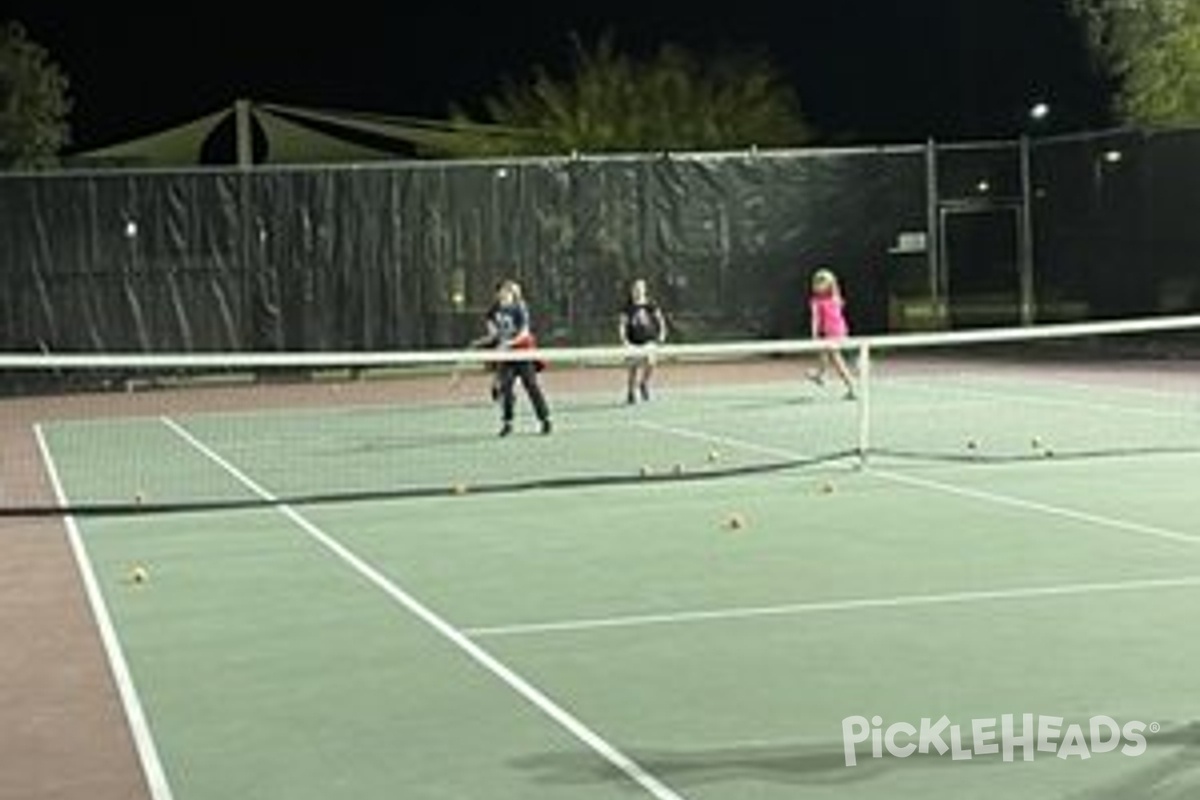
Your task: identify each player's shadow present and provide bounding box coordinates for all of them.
[511,739,881,789]
[1060,720,1200,800]
[511,720,1200,792]
[510,737,998,790]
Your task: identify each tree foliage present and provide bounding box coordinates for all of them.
[0,21,71,169]
[1066,0,1200,125]
[436,33,812,157]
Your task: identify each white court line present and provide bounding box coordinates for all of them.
[33,425,175,800]
[158,416,687,800]
[874,469,1200,546]
[464,574,1200,638]
[454,420,1200,641]
[635,420,1200,548]
[634,420,810,463]
[885,377,1198,421]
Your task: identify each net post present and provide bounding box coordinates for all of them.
[855,341,871,468]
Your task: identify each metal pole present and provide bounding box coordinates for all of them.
[925,139,943,326]
[1018,135,1036,325]
[856,342,871,468]
[235,99,253,169]
[235,99,255,348]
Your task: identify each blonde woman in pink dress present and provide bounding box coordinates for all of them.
[806,268,856,399]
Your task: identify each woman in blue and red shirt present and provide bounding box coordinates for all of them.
[479,280,552,436]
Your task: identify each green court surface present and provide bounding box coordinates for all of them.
[37,365,1200,799]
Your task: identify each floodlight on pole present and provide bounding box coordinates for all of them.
[1029,102,1051,121]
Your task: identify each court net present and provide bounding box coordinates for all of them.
[2,312,1198,517]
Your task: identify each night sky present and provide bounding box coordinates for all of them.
[6,0,1110,152]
